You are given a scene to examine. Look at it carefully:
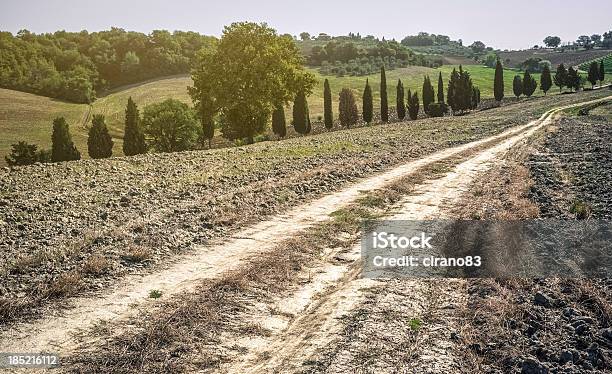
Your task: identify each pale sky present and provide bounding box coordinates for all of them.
[1,0,610,50]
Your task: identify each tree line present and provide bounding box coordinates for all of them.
[0,28,215,103]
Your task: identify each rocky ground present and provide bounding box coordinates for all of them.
[2,90,607,327]
[450,101,612,374]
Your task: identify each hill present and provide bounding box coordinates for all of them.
[498,48,612,69]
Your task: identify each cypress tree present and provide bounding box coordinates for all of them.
[323,79,333,129]
[567,66,580,92]
[422,76,434,114]
[540,65,552,95]
[554,64,568,92]
[272,105,287,138]
[362,79,373,123]
[437,71,444,103]
[457,66,473,113]
[587,61,599,88]
[599,60,605,86]
[87,114,113,159]
[338,88,359,127]
[51,117,80,162]
[471,87,480,109]
[396,79,406,120]
[513,75,523,98]
[447,68,458,113]
[293,91,310,135]
[494,58,504,101]
[407,91,419,120]
[522,71,537,97]
[123,97,147,155]
[380,66,388,122]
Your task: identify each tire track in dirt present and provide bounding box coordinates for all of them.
[1,97,608,358]
[228,97,611,374]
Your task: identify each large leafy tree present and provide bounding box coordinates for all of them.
[543,36,561,48]
[142,99,200,152]
[540,65,552,95]
[323,79,333,129]
[51,117,81,162]
[87,114,114,159]
[338,88,359,127]
[123,97,147,155]
[362,79,373,123]
[494,59,504,101]
[380,66,388,122]
[189,22,315,143]
[396,79,406,120]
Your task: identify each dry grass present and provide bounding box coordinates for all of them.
[82,255,112,276]
[44,271,84,299]
[121,245,152,263]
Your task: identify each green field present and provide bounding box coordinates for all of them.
[3,63,607,164]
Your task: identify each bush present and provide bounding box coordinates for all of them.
[51,117,81,162]
[4,141,50,166]
[427,103,448,117]
[142,99,200,152]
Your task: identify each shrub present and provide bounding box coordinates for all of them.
[427,102,448,117]
[4,141,50,166]
[142,99,200,152]
[87,114,114,159]
[51,117,81,162]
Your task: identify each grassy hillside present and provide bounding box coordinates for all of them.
[578,53,612,74]
[0,89,89,162]
[4,63,608,164]
[498,48,612,69]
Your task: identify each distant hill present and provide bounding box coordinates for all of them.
[498,48,612,69]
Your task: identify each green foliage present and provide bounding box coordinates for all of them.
[272,105,287,138]
[0,29,215,102]
[323,79,333,129]
[567,66,581,92]
[409,317,422,331]
[293,91,311,134]
[437,72,445,103]
[148,289,163,299]
[543,36,561,48]
[189,22,315,142]
[471,87,481,109]
[362,79,373,123]
[309,39,414,66]
[522,71,537,97]
[422,76,435,114]
[51,117,81,162]
[427,102,448,117]
[87,114,113,159]
[396,79,406,120]
[4,141,49,166]
[123,97,147,155]
[494,59,504,101]
[380,66,388,122]
[142,99,200,152]
[600,60,606,83]
[338,88,359,127]
[554,64,568,92]
[513,75,523,98]
[448,66,475,113]
[407,90,419,120]
[587,61,599,88]
[540,65,552,95]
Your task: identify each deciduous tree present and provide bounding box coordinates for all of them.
[142,99,200,152]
